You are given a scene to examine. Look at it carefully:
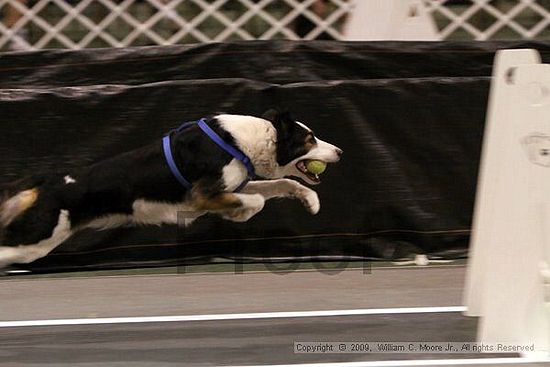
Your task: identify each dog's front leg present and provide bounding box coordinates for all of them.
[191,191,265,222]
[240,179,320,214]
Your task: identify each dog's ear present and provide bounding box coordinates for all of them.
[262,109,294,122]
[262,109,279,122]
[276,110,294,123]
[271,110,297,145]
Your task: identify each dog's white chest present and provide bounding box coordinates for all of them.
[222,159,249,191]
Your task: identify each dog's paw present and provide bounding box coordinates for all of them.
[299,189,320,215]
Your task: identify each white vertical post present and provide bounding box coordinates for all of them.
[343,0,438,41]
[464,49,541,318]
[464,49,550,356]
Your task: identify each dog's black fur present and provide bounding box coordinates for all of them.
[2,118,234,246]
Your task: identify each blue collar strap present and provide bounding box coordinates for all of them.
[162,134,192,189]
[197,119,256,177]
[162,118,255,190]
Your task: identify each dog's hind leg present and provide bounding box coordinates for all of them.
[0,210,72,268]
[0,188,39,227]
[240,179,320,214]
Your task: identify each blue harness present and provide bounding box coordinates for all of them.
[162,118,255,191]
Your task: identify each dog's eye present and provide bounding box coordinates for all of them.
[306,134,316,145]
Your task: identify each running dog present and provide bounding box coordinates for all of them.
[0,110,342,267]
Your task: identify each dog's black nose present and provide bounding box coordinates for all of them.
[335,148,343,156]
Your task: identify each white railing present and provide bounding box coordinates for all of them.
[0,0,352,51]
[425,0,550,41]
[1,0,550,52]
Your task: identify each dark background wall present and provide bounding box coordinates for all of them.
[1,41,549,272]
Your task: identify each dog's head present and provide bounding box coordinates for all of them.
[265,110,342,185]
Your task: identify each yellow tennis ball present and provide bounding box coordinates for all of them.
[305,160,327,175]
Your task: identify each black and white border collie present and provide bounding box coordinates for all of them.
[0,110,342,268]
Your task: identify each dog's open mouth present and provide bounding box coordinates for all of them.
[296,160,322,183]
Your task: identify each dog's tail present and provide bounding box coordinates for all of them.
[0,188,39,227]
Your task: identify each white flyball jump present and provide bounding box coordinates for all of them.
[464,49,550,356]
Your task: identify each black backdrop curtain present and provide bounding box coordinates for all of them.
[1,41,548,272]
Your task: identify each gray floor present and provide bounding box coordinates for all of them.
[0,265,547,366]
[0,313,511,366]
[0,265,465,320]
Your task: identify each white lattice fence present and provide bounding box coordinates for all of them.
[0,0,351,51]
[3,0,550,52]
[425,0,550,41]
